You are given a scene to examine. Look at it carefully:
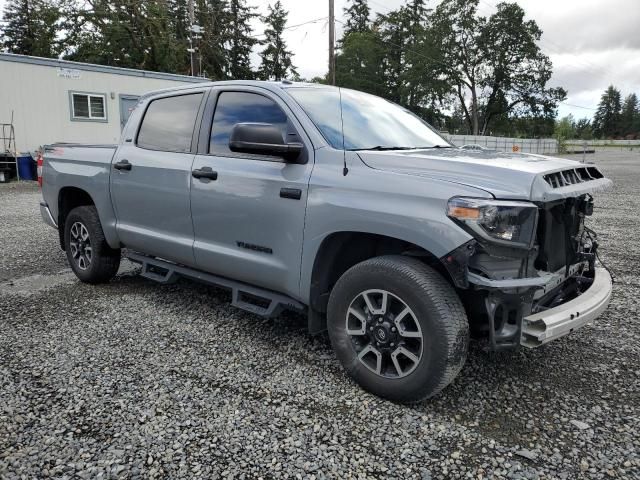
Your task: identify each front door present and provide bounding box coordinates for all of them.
[110,91,206,266]
[190,88,314,298]
[119,95,139,130]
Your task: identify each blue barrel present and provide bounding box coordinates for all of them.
[17,154,36,181]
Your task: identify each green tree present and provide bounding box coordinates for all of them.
[347,2,446,121]
[335,30,386,96]
[554,114,575,151]
[65,0,183,73]
[593,85,622,138]
[621,93,639,136]
[432,0,565,135]
[194,0,232,80]
[257,1,297,80]
[399,0,445,119]
[343,0,371,36]
[226,0,257,79]
[1,0,63,57]
[574,118,593,140]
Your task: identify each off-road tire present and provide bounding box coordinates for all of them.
[327,255,469,403]
[64,206,120,284]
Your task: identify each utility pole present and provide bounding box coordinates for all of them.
[188,0,195,76]
[328,0,335,85]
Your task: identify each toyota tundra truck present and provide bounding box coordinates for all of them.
[39,81,613,402]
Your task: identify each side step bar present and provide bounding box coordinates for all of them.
[127,252,305,318]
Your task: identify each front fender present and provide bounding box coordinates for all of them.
[299,152,491,303]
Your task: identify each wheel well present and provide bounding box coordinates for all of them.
[57,187,95,249]
[309,232,449,316]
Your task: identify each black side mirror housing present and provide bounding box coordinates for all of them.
[229,123,303,162]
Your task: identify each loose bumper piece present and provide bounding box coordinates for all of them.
[521,267,613,347]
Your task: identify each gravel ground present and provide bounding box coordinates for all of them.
[1,151,639,479]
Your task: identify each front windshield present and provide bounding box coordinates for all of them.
[286,87,451,151]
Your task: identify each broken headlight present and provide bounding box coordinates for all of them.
[447,197,538,249]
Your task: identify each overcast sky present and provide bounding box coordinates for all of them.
[2,0,638,119]
[245,0,640,120]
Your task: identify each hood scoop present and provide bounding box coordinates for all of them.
[543,166,604,189]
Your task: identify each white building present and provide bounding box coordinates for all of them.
[0,53,208,153]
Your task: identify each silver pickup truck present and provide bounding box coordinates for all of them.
[40,81,613,402]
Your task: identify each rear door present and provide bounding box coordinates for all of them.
[190,87,314,298]
[110,90,207,266]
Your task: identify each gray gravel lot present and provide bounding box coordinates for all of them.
[1,151,639,479]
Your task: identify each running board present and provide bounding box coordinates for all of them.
[127,252,305,318]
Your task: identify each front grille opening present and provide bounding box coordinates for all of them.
[535,198,584,272]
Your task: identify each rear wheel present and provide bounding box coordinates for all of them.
[65,206,120,284]
[327,255,469,403]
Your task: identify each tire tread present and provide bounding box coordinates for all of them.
[328,255,469,402]
[65,206,120,284]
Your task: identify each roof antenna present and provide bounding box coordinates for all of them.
[338,87,348,176]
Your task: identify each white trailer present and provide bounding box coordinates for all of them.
[0,53,208,154]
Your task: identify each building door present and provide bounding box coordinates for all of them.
[119,95,139,130]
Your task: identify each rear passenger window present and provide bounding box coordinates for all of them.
[210,92,289,155]
[137,93,203,152]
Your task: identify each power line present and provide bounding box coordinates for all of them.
[561,102,597,111]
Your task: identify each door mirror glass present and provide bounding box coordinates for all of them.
[229,123,303,161]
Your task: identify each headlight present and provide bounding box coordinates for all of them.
[447,197,538,249]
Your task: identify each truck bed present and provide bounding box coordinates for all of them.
[41,143,120,247]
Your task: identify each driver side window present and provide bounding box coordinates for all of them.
[209,91,290,156]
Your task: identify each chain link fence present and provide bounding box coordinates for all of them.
[442,134,559,154]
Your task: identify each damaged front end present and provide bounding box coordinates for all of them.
[441,167,613,350]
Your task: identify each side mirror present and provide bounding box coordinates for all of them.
[229,123,303,162]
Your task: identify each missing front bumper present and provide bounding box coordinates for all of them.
[520,267,613,347]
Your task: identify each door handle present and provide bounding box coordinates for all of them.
[192,167,218,180]
[114,159,132,171]
[280,188,302,200]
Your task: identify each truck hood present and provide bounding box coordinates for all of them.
[358,148,612,202]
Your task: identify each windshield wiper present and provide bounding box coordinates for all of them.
[348,145,454,151]
[347,146,416,151]
[415,145,453,149]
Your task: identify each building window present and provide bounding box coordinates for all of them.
[70,92,107,121]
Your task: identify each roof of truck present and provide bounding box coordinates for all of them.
[139,80,336,99]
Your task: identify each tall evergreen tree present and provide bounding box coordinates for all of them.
[343,0,370,35]
[621,93,639,136]
[1,0,62,57]
[226,0,257,79]
[257,1,297,81]
[399,0,442,118]
[65,0,183,73]
[593,86,622,138]
[170,0,191,74]
[194,0,231,80]
[335,30,386,96]
[343,2,445,121]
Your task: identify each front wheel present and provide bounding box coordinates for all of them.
[64,206,120,284]
[327,255,469,403]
